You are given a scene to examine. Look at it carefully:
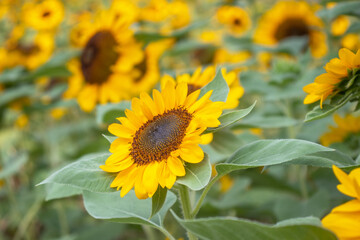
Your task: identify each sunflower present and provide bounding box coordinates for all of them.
[64,10,144,112]
[216,6,251,36]
[254,1,327,58]
[100,81,223,199]
[22,0,64,31]
[161,66,244,110]
[320,114,360,147]
[303,48,360,108]
[322,165,360,240]
[140,0,170,23]
[6,32,54,70]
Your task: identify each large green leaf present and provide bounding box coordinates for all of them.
[215,139,333,175]
[289,150,355,168]
[233,116,299,129]
[174,214,337,240]
[83,190,176,232]
[38,153,116,193]
[199,69,230,102]
[205,102,256,133]
[45,183,82,201]
[177,154,211,191]
[0,66,26,84]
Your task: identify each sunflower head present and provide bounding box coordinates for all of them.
[65,10,145,112]
[217,6,251,36]
[322,165,360,240]
[101,81,223,199]
[22,0,64,31]
[254,1,327,58]
[303,48,360,108]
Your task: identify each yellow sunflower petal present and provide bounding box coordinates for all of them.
[167,156,185,176]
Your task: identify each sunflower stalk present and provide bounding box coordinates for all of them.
[177,184,198,240]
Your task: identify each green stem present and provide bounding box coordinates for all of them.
[299,165,308,200]
[191,173,224,218]
[158,227,176,240]
[55,202,69,236]
[13,199,42,240]
[142,225,156,240]
[177,185,197,240]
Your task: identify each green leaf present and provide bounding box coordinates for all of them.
[174,214,337,240]
[177,154,211,191]
[274,190,330,221]
[199,69,229,102]
[0,66,26,84]
[233,116,299,129]
[96,101,131,124]
[0,153,28,179]
[83,190,176,230]
[205,102,256,133]
[45,183,82,201]
[0,85,36,107]
[289,150,355,168]
[318,1,360,20]
[151,186,167,218]
[37,153,117,193]
[304,92,353,122]
[102,134,116,144]
[215,139,333,175]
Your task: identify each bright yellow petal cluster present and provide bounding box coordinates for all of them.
[322,166,360,240]
[101,81,223,199]
[303,48,360,108]
[22,0,64,31]
[216,6,251,36]
[140,0,191,33]
[327,2,350,36]
[161,66,244,110]
[254,1,327,58]
[320,114,360,147]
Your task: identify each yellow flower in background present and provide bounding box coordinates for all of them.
[341,34,360,51]
[64,10,144,112]
[164,0,191,32]
[211,165,235,193]
[50,108,67,120]
[320,114,360,147]
[199,30,223,46]
[327,2,350,36]
[213,48,251,71]
[140,0,170,23]
[15,114,29,129]
[322,166,360,240]
[331,16,350,36]
[126,39,174,98]
[303,48,360,108]
[216,6,251,36]
[22,0,64,31]
[6,32,54,70]
[110,0,139,24]
[161,66,244,110]
[101,81,223,199]
[254,1,327,58]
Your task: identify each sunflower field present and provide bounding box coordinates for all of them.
[1,0,360,239]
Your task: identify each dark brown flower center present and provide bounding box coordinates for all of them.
[17,44,40,56]
[233,18,241,26]
[274,18,310,41]
[130,107,192,165]
[80,30,119,85]
[133,58,147,83]
[187,84,201,95]
[42,11,51,17]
